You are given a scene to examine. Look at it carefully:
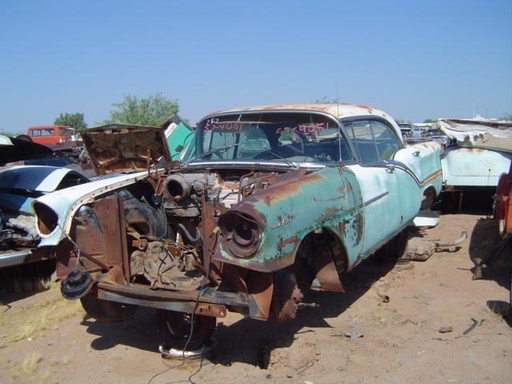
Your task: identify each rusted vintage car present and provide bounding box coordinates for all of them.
[33,104,443,351]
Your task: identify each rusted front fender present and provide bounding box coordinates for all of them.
[214,166,363,272]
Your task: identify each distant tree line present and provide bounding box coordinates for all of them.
[53,92,180,130]
[102,92,179,126]
[51,97,512,131]
[54,112,87,130]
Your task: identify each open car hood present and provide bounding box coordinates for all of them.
[81,124,172,175]
[0,135,53,165]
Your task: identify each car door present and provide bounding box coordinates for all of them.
[343,119,411,257]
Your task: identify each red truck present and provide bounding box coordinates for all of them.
[26,125,77,147]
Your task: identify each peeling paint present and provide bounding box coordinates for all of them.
[31,103,443,350]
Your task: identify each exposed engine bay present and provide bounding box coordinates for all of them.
[60,166,297,295]
[127,168,287,289]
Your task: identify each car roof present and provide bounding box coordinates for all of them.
[27,125,71,129]
[201,103,394,121]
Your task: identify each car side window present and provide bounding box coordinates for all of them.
[371,121,401,160]
[347,120,401,164]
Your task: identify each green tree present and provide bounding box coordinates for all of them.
[54,112,87,130]
[104,93,179,126]
[423,119,437,124]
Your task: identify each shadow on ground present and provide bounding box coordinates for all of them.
[0,259,55,305]
[75,252,398,367]
[82,307,162,353]
[468,218,511,316]
[197,255,398,368]
[2,191,509,365]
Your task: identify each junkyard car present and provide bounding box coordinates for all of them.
[0,135,89,268]
[438,118,512,211]
[33,104,443,350]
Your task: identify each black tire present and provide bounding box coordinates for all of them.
[156,310,216,351]
[80,293,137,322]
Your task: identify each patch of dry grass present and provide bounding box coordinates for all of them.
[21,352,43,374]
[6,352,51,384]
[0,283,84,348]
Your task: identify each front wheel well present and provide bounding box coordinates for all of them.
[293,228,347,293]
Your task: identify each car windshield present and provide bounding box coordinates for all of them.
[182,112,355,164]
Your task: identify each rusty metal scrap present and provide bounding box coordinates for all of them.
[404,231,467,261]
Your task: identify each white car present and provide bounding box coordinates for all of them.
[0,135,89,268]
[438,118,512,211]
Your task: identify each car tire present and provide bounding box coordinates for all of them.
[156,310,216,351]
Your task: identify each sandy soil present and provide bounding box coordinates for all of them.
[1,211,511,384]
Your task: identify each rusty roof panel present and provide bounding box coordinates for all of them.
[202,103,391,121]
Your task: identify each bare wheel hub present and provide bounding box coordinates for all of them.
[272,271,304,322]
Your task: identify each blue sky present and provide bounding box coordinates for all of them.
[1,0,511,133]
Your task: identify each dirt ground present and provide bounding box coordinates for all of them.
[1,205,511,384]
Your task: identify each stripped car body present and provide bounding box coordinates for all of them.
[0,135,89,268]
[33,104,443,350]
[437,119,512,208]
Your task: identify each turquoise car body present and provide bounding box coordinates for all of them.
[32,104,442,348]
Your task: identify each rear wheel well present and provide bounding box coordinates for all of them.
[422,186,437,210]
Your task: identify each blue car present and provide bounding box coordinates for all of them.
[33,104,443,350]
